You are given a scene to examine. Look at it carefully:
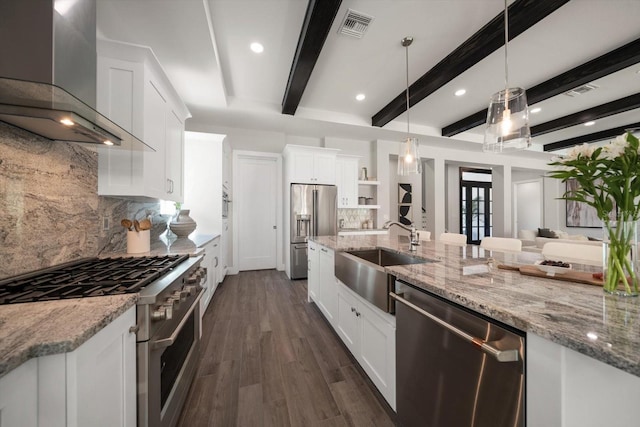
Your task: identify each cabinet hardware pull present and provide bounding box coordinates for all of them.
[351,307,356,312]
[321,248,328,253]
[129,325,140,334]
[389,292,520,363]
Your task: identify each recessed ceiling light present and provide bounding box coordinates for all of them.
[355,93,366,101]
[103,140,114,146]
[584,121,596,126]
[250,42,264,53]
[60,118,74,126]
[454,89,466,97]
[530,107,541,114]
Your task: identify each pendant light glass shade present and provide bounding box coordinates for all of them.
[483,0,531,153]
[398,36,421,176]
[483,87,531,152]
[397,137,421,175]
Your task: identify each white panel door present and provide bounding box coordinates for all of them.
[237,155,278,270]
[513,179,543,236]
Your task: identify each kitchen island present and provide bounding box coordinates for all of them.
[311,234,640,427]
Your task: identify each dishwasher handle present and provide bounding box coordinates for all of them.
[390,292,520,363]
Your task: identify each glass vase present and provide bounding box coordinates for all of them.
[603,220,639,297]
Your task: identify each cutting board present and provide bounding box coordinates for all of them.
[498,264,603,287]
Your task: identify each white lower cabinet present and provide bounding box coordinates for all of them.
[308,241,319,302]
[336,282,396,410]
[200,237,221,323]
[0,306,136,427]
[65,305,137,427]
[0,358,38,426]
[527,332,640,427]
[316,246,337,326]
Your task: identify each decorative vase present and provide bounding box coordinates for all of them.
[603,220,639,297]
[169,209,197,238]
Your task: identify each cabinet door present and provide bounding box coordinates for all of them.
[97,57,143,196]
[221,219,229,278]
[144,79,167,199]
[66,306,137,427]
[335,158,347,207]
[358,301,396,410]
[313,152,337,185]
[222,138,231,190]
[0,359,38,427]
[307,242,319,302]
[336,156,359,208]
[165,109,184,202]
[291,151,315,183]
[317,247,337,325]
[211,238,221,295]
[336,285,360,355]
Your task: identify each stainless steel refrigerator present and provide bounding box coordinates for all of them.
[290,183,337,279]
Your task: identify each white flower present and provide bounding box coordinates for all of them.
[563,143,595,161]
[601,134,630,160]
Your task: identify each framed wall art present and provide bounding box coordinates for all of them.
[565,179,616,228]
[398,183,412,225]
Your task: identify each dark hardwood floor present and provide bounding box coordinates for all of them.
[177,270,396,427]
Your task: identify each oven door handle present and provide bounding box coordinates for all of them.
[390,292,519,362]
[151,288,204,350]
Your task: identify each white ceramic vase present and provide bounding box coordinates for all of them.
[169,209,197,238]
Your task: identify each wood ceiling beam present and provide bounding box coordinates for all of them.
[371,0,570,128]
[443,37,640,137]
[543,122,640,152]
[281,0,342,115]
[531,93,640,136]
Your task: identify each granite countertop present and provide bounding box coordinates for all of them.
[101,232,219,258]
[0,294,137,378]
[311,235,640,378]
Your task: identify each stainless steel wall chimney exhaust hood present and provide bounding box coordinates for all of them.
[0,0,152,151]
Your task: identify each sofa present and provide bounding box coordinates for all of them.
[518,228,602,252]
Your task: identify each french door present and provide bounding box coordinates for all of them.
[460,170,492,244]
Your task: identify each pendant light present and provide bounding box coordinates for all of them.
[398,36,421,175]
[483,0,531,153]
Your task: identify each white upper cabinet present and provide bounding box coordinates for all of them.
[283,145,339,185]
[336,155,359,208]
[96,39,190,202]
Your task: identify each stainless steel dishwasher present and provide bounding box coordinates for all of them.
[391,280,525,427]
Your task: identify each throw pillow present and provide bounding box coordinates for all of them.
[519,229,537,241]
[555,230,569,239]
[538,228,557,238]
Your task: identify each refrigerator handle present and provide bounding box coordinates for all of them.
[312,188,318,237]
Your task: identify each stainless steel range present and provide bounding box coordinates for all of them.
[0,254,206,427]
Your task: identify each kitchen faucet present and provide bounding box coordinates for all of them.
[383,221,420,251]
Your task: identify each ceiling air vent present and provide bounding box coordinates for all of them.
[564,83,599,97]
[338,9,374,39]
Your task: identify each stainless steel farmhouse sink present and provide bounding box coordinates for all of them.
[335,248,431,312]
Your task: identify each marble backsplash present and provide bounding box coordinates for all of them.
[0,123,168,279]
[338,208,375,229]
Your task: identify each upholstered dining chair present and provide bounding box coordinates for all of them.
[541,242,603,266]
[480,237,522,252]
[438,232,467,245]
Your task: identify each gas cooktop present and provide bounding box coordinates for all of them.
[0,254,189,305]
